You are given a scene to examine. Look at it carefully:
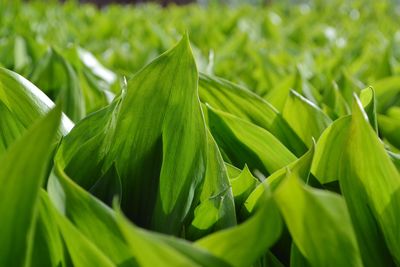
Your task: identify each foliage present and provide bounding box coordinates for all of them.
[1,0,400,266]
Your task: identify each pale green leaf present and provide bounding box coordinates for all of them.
[274,172,362,267]
[195,190,282,267]
[282,90,331,147]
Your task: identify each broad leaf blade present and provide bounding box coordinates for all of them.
[0,67,73,153]
[199,73,307,156]
[230,165,259,210]
[207,105,297,176]
[311,116,351,184]
[31,190,66,267]
[282,90,331,147]
[244,144,314,216]
[30,48,85,122]
[195,190,283,267]
[187,130,236,240]
[48,167,136,266]
[0,106,61,267]
[115,210,229,267]
[312,95,400,266]
[274,172,363,267]
[56,35,208,235]
[54,209,116,267]
[338,96,400,265]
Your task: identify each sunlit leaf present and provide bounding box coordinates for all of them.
[282,90,331,147]
[338,97,400,265]
[48,166,136,266]
[0,67,73,153]
[274,172,362,267]
[195,189,282,267]
[199,73,307,156]
[207,105,297,176]
[186,130,236,240]
[244,144,314,215]
[56,35,208,236]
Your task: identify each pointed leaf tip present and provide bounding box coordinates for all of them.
[352,92,369,122]
[173,32,193,56]
[183,30,190,41]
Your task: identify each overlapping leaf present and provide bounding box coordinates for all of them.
[30,48,85,122]
[274,172,363,267]
[0,107,61,267]
[312,95,400,266]
[207,105,297,176]
[282,90,331,147]
[55,35,210,236]
[49,161,230,267]
[339,98,400,265]
[199,73,307,156]
[48,167,136,266]
[244,144,315,216]
[186,130,236,240]
[195,189,283,267]
[0,67,73,153]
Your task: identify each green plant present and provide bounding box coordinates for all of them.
[1,1,400,266]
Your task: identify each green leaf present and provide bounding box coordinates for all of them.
[195,190,283,267]
[256,251,286,267]
[207,105,297,176]
[230,165,259,210]
[274,172,363,267]
[13,35,30,73]
[56,35,208,236]
[31,190,66,267]
[337,70,364,106]
[55,95,122,190]
[359,87,378,133]
[338,96,400,265]
[115,210,230,267]
[0,67,73,153]
[154,236,231,267]
[312,95,400,266]
[0,106,61,267]
[48,167,229,267]
[186,130,236,240]
[54,207,116,267]
[311,116,351,184]
[48,166,136,266]
[76,47,116,113]
[282,90,331,147]
[378,107,400,149]
[199,73,307,156]
[388,150,400,171]
[290,243,311,267]
[265,74,296,111]
[244,143,314,216]
[30,48,85,122]
[370,76,400,113]
[110,35,206,235]
[321,81,350,119]
[225,162,242,179]
[0,101,25,153]
[78,47,116,84]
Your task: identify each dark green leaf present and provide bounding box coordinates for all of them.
[0,106,61,267]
